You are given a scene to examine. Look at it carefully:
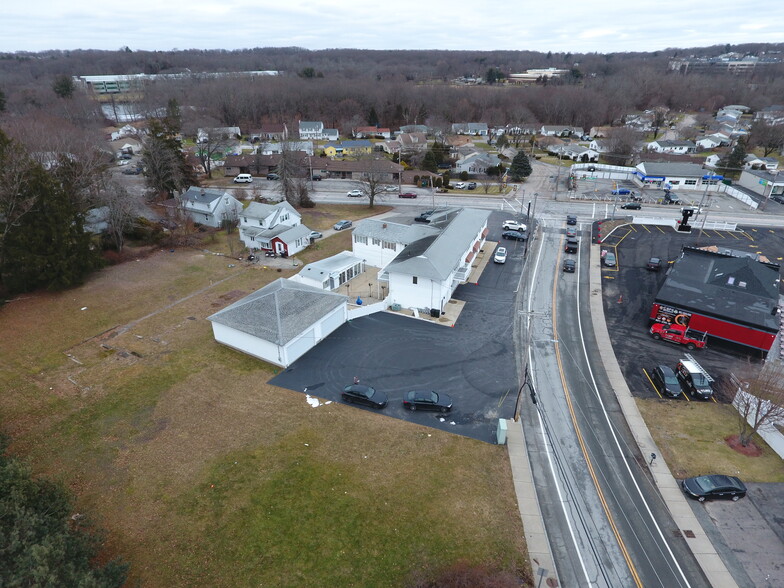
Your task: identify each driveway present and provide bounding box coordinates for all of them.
[269,211,524,442]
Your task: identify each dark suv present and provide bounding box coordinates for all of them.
[565,238,578,253]
[651,365,680,397]
[675,359,714,400]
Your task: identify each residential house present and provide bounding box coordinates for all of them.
[550,144,599,162]
[197,127,241,143]
[313,158,403,181]
[249,123,288,142]
[646,140,696,155]
[380,208,490,314]
[397,132,428,152]
[754,105,784,124]
[454,152,502,175]
[323,128,340,141]
[506,124,539,136]
[399,124,429,135]
[540,125,584,137]
[178,187,243,228]
[695,135,723,149]
[239,201,311,256]
[355,126,391,139]
[633,162,721,190]
[207,278,348,368]
[290,251,368,291]
[258,142,314,156]
[589,126,614,138]
[352,219,440,269]
[744,155,780,171]
[738,169,784,199]
[704,154,722,168]
[299,121,324,140]
[451,123,489,136]
[589,139,610,153]
[323,140,373,158]
[224,153,280,176]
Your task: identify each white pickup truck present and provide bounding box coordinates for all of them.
[502,220,527,232]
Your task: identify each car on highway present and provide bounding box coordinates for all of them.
[454,181,466,189]
[308,230,323,240]
[233,173,253,183]
[604,251,617,267]
[347,189,364,197]
[612,188,631,195]
[333,220,353,231]
[566,227,577,238]
[563,259,576,273]
[502,230,528,241]
[381,185,398,192]
[342,384,388,409]
[402,390,453,412]
[266,173,280,180]
[493,246,507,264]
[650,365,680,397]
[647,257,663,271]
[398,192,418,199]
[566,214,577,225]
[682,474,746,502]
[620,202,641,210]
[565,238,578,253]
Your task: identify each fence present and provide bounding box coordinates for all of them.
[717,183,759,209]
[347,298,388,320]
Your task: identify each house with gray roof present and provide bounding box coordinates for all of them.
[298,120,337,140]
[290,251,367,291]
[352,219,440,268]
[239,201,312,256]
[379,208,490,314]
[738,169,784,200]
[208,278,348,368]
[744,155,779,171]
[454,152,502,174]
[647,140,696,155]
[541,125,584,137]
[179,187,243,228]
[633,162,721,191]
[451,122,489,136]
[399,124,429,135]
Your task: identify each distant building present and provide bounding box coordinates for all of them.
[506,68,569,84]
[669,53,781,75]
[73,71,278,95]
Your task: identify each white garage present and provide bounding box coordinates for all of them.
[207,278,348,368]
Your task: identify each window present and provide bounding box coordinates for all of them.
[382,240,395,250]
[685,180,697,186]
[669,180,680,185]
[355,235,368,245]
[413,276,418,284]
[372,237,381,246]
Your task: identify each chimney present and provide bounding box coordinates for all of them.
[382,223,387,229]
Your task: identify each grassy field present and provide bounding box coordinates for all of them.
[637,399,784,482]
[0,205,529,587]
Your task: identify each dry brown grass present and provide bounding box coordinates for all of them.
[0,221,529,587]
[636,398,784,481]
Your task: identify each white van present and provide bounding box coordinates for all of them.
[233,173,253,183]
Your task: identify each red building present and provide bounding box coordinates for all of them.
[649,247,781,353]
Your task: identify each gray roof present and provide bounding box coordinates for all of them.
[208,278,346,345]
[299,121,323,130]
[243,201,299,223]
[654,140,695,147]
[298,252,364,279]
[655,248,780,332]
[742,169,784,183]
[638,162,705,177]
[182,187,229,204]
[385,208,490,280]
[353,219,439,244]
[247,223,310,242]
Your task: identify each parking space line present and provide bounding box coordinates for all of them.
[640,225,651,233]
[642,368,663,399]
[741,231,754,241]
[711,230,725,238]
[727,231,740,239]
[655,226,665,233]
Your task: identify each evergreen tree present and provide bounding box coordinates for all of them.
[0,88,6,112]
[52,75,75,99]
[509,151,533,181]
[0,434,128,587]
[718,140,747,178]
[367,106,379,126]
[422,150,438,173]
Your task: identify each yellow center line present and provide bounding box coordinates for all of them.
[552,240,643,588]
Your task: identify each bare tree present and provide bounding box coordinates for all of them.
[0,132,37,262]
[749,120,784,157]
[194,127,234,179]
[354,156,399,208]
[275,142,311,207]
[603,127,644,166]
[724,363,784,447]
[651,106,670,140]
[101,181,137,252]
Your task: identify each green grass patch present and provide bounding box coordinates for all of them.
[637,399,784,481]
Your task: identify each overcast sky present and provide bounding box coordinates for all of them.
[3,1,783,54]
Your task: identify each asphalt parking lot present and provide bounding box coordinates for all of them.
[599,221,783,400]
[269,211,527,442]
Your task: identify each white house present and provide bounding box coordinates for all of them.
[454,152,501,174]
[704,154,722,168]
[744,155,779,171]
[239,201,312,256]
[298,121,338,141]
[197,127,241,143]
[451,122,489,136]
[549,144,598,162]
[695,135,723,149]
[541,125,583,137]
[352,220,439,269]
[290,251,367,291]
[208,278,348,368]
[179,187,243,228]
[754,105,784,124]
[257,141,315,156]
[634,162,720,190]
[381,208,490,314]
[646,140,696,154]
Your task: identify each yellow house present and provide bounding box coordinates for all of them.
[324,140,373,158]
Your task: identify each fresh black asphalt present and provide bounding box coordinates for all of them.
[269,212,525,442]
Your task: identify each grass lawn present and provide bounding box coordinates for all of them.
[0,207,529,587]
[636,399,784,482]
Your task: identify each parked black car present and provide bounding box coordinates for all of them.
[650,365,680,397]
[502,230,528,241]
[466,182,477,190]
[647,257,663,271]
[266,173,280,180]
[403,390,453,412]
[342,384,388,409]
[415,210,435,223]
[682,474,746,502]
